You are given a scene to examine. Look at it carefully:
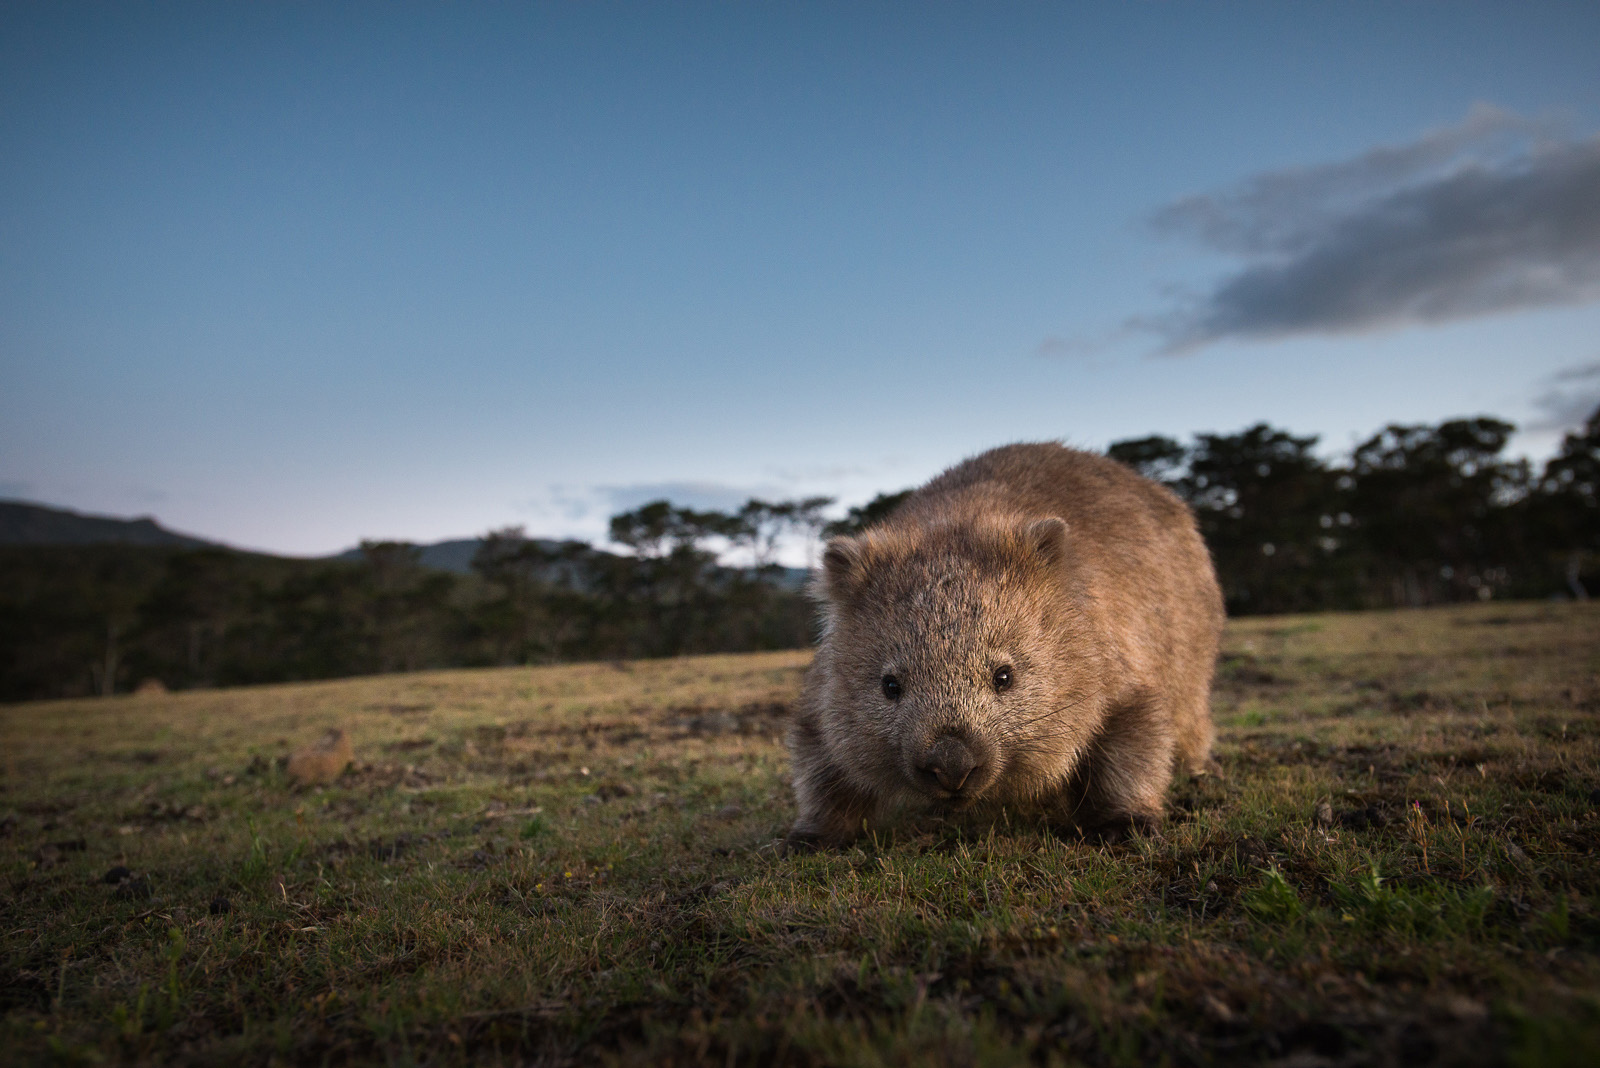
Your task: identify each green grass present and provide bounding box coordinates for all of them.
[3,602,1599,1066]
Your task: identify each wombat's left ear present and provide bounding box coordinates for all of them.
[819,536,866,599]
[1024,517,1068,566]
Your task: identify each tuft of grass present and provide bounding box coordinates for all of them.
[1242,866,1302,924]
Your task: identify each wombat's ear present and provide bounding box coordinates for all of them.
[1024,517,1068,567]
[819,536,866,599]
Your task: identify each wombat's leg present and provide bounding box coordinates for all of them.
[786,720,877,850]
[1070,693,1174,835]
[1166,677,1216,777]
[1171,688,1216,778]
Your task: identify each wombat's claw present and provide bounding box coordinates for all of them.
[776,832,823,857]
[1097,817,1163,844]
[1056,815,1162,845]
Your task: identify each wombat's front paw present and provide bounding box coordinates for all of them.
[1092,814,1163,843]
[776,831,823,857]
[1052,813,1163,845]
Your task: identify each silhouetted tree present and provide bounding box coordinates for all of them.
[1106,435,1188,487]
[1531,402,1600,598]
[1178,424,1342,614]
[1348,418,1526,605]
[824,490,913,538]
[733,499,794,572]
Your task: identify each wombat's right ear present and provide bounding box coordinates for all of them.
[818,536,867,600]
[1024,517,1068,567]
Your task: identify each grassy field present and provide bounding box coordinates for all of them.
[3,601,1598,1067]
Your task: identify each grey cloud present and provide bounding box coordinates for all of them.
[1531,360,1600,431]
[1035,323,1141,360]
[1147,107,1600,350]
[598,481,787,514]
[1037,335,1098,358]
[1151,104,1545,255]
[1552,360,1600,383]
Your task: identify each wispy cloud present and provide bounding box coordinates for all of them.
[1144,105,1600,351]
[598,481,785,514]
[1531,359,1600,431]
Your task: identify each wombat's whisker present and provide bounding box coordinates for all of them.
[1004,688,1107,732]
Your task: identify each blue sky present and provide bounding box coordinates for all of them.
[3,2,1599,559]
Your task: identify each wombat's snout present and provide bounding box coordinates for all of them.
[914,730,992,798]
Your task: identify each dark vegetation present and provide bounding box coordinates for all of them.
[0,516,817,703]
[3,602,1597,1066]
[1107,406,1599,615]
[3,406,1597,702]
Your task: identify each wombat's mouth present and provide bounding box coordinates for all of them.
[907,729,999,804]
[928,788,987,811]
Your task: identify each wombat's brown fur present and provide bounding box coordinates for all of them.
[787,442,1223,847]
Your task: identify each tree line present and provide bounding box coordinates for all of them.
[1,405,1594,701]
[0,497,834,702]
[1107,406,1597,615]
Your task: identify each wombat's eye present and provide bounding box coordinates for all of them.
[993,665,1014,692]
[881,674,902,700]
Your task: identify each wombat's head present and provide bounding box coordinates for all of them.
[813,515,1101,806]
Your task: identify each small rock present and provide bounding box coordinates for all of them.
[103,865,133,885]
[114,876,152,901]
[1313,801,1334,828]
[1202,993,1236,1024]
[1336,806,1388,830]
[1396,1023,1439,1065]
[33,838,87,869]
[286,729,354,786]
[209,896,232,915]
[1441,994,1487,1020]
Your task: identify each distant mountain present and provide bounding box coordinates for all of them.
[0,500,220,549]
[333,537,495,574]
[333,535,812,585]
[0,500,817,586]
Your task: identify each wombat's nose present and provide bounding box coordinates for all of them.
[917,734,979,793]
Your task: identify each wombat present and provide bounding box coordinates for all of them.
[786,442,1223,847]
